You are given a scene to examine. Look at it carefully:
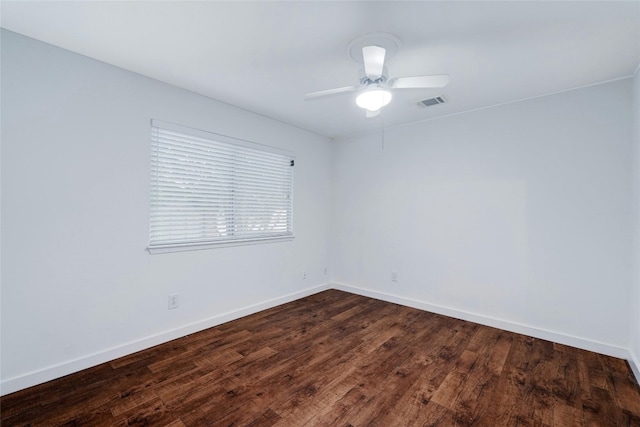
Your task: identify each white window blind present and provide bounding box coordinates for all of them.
[149,120,294,253]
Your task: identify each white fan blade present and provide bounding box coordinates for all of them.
[389,74,450,89]
[363,46,386,80]
[304,86,358,100]
[366,109,381,119]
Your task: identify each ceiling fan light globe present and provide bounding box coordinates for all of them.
[356,89,392,112]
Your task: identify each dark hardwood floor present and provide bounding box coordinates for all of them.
[2,289,640,426]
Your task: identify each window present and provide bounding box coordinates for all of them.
[149,120,294,253]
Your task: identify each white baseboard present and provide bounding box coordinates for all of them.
[3,282,636,396]
[630,349,640,385]
[0,283,331,396]
[331,282,631,361]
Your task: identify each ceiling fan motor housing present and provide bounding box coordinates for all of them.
[360,74,387,87]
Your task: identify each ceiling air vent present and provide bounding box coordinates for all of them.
[418,96,446,108]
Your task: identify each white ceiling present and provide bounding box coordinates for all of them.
[1,1,639,139]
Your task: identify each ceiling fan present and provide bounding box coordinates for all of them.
[305,33,450,118]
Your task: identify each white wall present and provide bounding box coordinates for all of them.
[332,79,634,356]
[0,30,333,394]
[631,66,640,378]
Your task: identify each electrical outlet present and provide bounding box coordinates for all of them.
[391,271,398,282]
[168,294,179,309]
[324,267,328,275]
[302,271,307,280]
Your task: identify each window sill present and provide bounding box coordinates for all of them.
[147,235,294,254]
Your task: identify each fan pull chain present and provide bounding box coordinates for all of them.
[381,115,385,151]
